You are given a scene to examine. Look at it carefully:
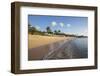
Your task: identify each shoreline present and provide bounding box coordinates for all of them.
[28,35,74,49]
[28,37,88,60]
[28,35,74,60]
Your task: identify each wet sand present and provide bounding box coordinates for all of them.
[43,38,88,60]
[28,35,70,49]
[28,35,73,60]
[28,35,88,60]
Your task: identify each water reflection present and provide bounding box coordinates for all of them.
[28,38,88,60]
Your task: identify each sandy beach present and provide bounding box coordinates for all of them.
[28,35,72,49]
[28,35,87,60]
[28,35,73,60]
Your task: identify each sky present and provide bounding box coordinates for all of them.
[28,15,88,36]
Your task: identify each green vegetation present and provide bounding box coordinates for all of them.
[28,24,87,38]
[28,24,37,35]
[54,30,61,34]
[28,24,45,35]
[46,26,53,34]
[28,24,61,35]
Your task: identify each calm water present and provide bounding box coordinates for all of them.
[28,38,88,60]
[42,38,88,59]
[70,38,88,58]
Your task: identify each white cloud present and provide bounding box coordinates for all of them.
[60,22,64,27]
[35,26,40,30]
[51,21,57,27]
[82,29,88,36]
[66,24,71,27]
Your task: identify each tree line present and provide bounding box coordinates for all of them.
[28,24,62,35]
[28,24,88,38]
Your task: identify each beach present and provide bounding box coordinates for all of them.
[28,35,88,60]
[28,35,72,49]
[43,38,88,59]
[28,35,73,60]
[28,15,88,60]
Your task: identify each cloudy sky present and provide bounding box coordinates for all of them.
[28,15,88,36]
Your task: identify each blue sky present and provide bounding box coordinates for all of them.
[28,15,88,36]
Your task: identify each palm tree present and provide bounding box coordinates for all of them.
[46,26,52,34]
[58,30,61,33]
[28,24,37,35]
[54,30,57,34]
